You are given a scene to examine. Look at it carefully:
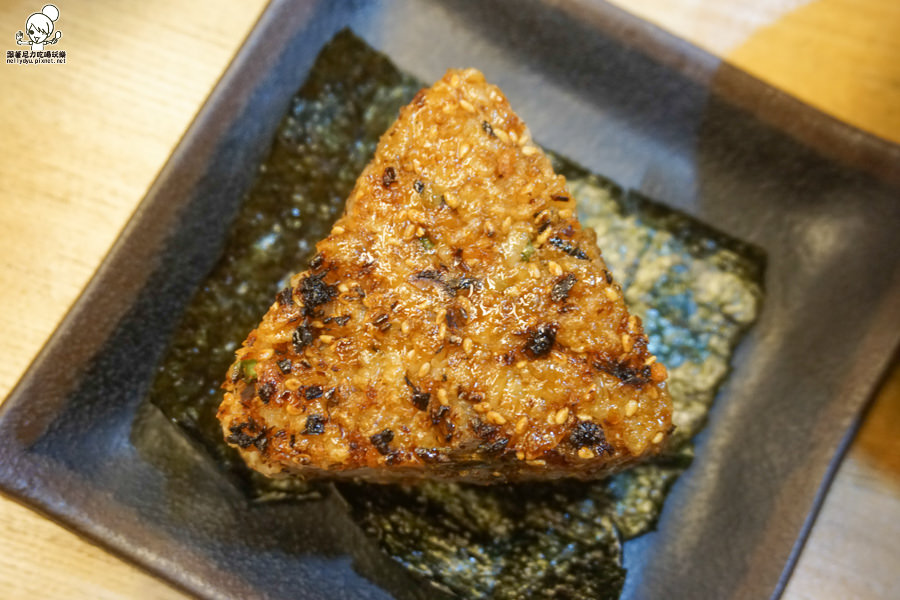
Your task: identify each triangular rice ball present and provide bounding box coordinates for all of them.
[219,69,672,483]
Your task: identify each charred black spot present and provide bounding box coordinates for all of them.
[552,195,570,202]
[471,417,499,440]
[309,253,325,269]
[479,437,510,456]
[450,276,481,293]
[412,267,459,298]
[431,404,451,426]
[482,120,494,136]
[604,270,613,284]
[551,273,577,302]
[431,404,454,441]
[593,359,651,386]
[414,180,425,193]
[292,324,315,352]
[537,220,551,234]
[525,323,558,358]
[370,429,394,455]
[569,421,613,455]
[332,314,350,326]
[373,313,391,332]
[548,236,589,260]
[276,359,292,374]
[415,268,444,281]
[382,166,397,187]
[226,420,268,452]
[276,286,294,306]
[303,414,326,435]
[405,375,431,411]
[415,447,447,463]
[305,385,323,400]
[300,272,337,313]
[257,381,276,404]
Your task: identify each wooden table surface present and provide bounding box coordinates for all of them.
[1,1,897,598]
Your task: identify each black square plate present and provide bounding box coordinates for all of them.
[1,1,898,599]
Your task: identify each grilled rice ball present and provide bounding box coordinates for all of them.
[218,68,673,483]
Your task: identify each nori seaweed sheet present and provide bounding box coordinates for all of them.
[148,30,764,598]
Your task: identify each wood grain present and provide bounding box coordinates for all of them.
[0,1,896,598]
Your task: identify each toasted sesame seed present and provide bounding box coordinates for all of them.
[577,413,592,422]
[319,334,334,343]
[332,226,345,234]
[559,208,573,219]
[555,407,569,425]
[650,362,668,383]
[515,416,528,434]
[505,285,519,297]
[486,411,507,425]
[621,333,633,353]
[444,192,460,209]
[286,403,303,415]
[460,99,475,112]
[501,216,512,233]
[625,400,638,417]
[258,348,274,360]
[628,315,639,330]
[484,221,495,236]
[516,450,526,460]
[516,360,527,369]
[284,378,302,391]
[418,362,432,377]
[463,337,474,354]
[495,128,510,143]
[312,320,325,328]
[450,73,460,86]
[415,226,425,237]
[338,283,350,294]
[401,321,410,335]
[652,431,665,444]
[528,263,540,278]
[548,260,563,276]
[535,228,552,246]
[577,447,594,459]
[605,287,619,302]
[521,145,537,156]
[509,130,518,143]
[438,322,447,338]
[528,459,546,466]
[644,355,657,366]
[459,143,470,157]
[437,388,448,402]
[403,223,415,239]
[474,401,490,413]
